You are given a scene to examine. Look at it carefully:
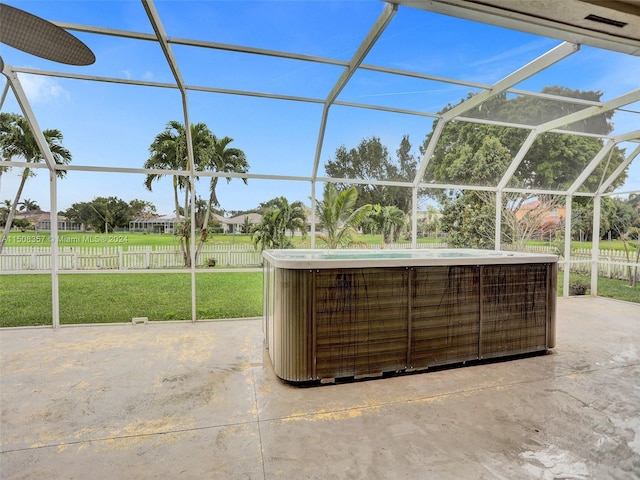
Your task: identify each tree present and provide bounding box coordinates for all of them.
[315,184,372,248]
[241,215,253,234]
[369,204,406,247]
[195,135,249,260]
[19,198,40,212]
[143,120,192,221]
[324,135,417,212]
[501,194,564,248]
[129,199,157,220]
[252,209,289,250]
[603,198,639,287]
[433,136,512,248]
[601,197,635,240]
[440,191,497,249]
[420,205,442,238]
[143,121,249,266]
[63,197,131,232]
[627,194,640,228]
[420,87,628,248]
[0,199,11,226]
[0,113,71,253]
[252,197,307,251]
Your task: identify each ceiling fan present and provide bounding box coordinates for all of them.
[0,2,95,66]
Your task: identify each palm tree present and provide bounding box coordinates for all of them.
[251,197,306,251]
[19,198,40,212]
[144,121,216,265]
[285,201,307,238]
[144,122,249,266]
[242,215,253,234]
[1,199,12,226]
[143,120,192,222]
[0,113,71,253]
[370,204,406,247]
[195,135,249,261]
[252,209,288,251]
[315,184,372,249]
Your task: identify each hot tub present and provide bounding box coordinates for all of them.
[262,248,557,383]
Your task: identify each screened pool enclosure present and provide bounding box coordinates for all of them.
[1,0,638,327]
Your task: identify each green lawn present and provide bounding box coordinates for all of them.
[558,272,640,303]
[7,230,634,251]
[528,239,637,252]
[3,269,637,328]
[0,272,263,327]
[5,231,214,248]
[4,231,448,249]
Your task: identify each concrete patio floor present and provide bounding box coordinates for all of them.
[1,296,639,479]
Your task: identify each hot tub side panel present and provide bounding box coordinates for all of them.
[410,266,480,369]
[313,268,410,380]
[480,263,551,359]
[269,268,314,382]
[547,262,557,349]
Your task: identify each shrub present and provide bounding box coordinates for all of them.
[569,279,589,296]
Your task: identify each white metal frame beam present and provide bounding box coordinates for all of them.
[2,62,64,327]
[141,0,198,322]
[567,130,640,196]
[53,19,607,109]
[597,144,640,195]
[311,2,398,180]
[494,90,640,250]
[1,0,638,327]
[309,2,397,247]
[496,89,640,193]
[413,41,579,188]
[411,41,579,243]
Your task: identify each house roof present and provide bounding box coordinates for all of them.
[14,210,69,222]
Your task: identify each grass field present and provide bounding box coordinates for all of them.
[5,230,635,251]
[0,272,263,327]
[3,231,447,249]
[2,269,637,328]
[558,272,640,304]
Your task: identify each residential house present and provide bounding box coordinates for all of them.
[13,210,83,231]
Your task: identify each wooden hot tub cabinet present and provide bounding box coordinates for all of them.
[263,249,557,383]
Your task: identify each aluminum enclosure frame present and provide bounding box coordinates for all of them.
[0,0,638,327]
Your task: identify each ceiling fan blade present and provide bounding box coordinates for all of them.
[0,3,95,66]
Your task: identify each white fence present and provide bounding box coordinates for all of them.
[0,242,637,282]
[502,244,639,283]
[0,244,261,271]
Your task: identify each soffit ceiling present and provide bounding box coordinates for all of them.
[396,0,640,56]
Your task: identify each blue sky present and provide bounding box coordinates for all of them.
[1,0,638,217]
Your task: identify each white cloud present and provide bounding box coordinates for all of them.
[16,73,70,104]
[469,39,557,68]
[587,51,640,98]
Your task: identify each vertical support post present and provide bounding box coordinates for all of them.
[563,195,572,297]
[494,190,502,250]
[311,269,317,379]
[179,89,197,322]
[411,186,418,249]
[478,265,484,359]
[50,171,60,328]
[547,263,557,348]
[311,181,316,249]
[591,195,601,297]
[406,267,414,368]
